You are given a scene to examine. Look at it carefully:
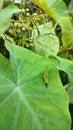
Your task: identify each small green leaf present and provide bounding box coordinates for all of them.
[33,34,59,57]
[0,4,20,33]
[33,22,54,38]
[33,22,59,57]
[0,41,71,130]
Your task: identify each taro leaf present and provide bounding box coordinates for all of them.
[33,33,59,57]
[0,4,20,33]
[33,22,54,38]
[0,40,71,130]
[59,18,73,48]
[66,84,73,104]
[49,55,73,104]
[32,22,59,57]
[31,0,69,22]
[0,0,3,9]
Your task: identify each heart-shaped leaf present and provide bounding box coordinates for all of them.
[0,41,71,130]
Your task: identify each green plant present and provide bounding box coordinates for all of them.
[0,0,73,130]
[0,40,71,130]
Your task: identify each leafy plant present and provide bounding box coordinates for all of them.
[31,0,73,55]
[0,40,71,130]
[0,0,73,130]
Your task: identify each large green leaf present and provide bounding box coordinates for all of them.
[0,41,71,130]
[0,4,20,33]
[49,55,73,103]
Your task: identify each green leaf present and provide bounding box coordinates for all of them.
[31,0,73,49]
[33,34,59,57]
[49,55,73,103]
[31,0,69,22]
[0,41,71,130]
[65,84,73,104]
[33,22,54,38]
[0,4,20,33]
[0,0,3,9]
[32,22,59,57]
[59,18,73,48]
